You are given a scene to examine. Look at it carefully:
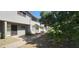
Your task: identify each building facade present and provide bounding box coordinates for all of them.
[0,11,46,39]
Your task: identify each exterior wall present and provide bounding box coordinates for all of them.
[30,25,36,34]
[40,24,47,32]
[0,11,31,25]
[17,25,25,36]
[29,20,47,34]
[7,23,11,36]
[6,22,26,37]
[0,11,32,37]
[30,20,40,34]
[0,11,47,38]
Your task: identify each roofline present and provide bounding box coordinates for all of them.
[26,11,38,19]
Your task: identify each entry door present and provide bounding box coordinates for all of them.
[11,25,17,36]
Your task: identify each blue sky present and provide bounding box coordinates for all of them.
[32,11,41,18]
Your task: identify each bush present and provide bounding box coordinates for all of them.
[40,11,79,48]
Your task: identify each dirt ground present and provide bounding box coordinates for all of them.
[0,33,48,48]
[20,33,48,48]
[0,36,19,47]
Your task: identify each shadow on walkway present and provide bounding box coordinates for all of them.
[19,33,49,48]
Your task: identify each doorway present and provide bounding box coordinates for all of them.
[11,25,17,36]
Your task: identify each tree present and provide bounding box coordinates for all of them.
[40,11,79,47]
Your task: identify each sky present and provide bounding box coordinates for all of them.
[32,11,41,18]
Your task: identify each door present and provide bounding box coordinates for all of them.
[11,25,17,36]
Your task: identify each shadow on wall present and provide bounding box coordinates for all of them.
[19,33,49,48]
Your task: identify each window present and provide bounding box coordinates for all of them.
[17,11,26,17]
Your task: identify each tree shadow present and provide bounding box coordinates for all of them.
[19,33,49,48]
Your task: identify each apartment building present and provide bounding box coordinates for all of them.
[0,11,46,39]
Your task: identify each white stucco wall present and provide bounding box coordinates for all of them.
[17,25,25,36]
[0,11,31,25]
[29,20,40,34]
[6,22,26,36]
[7,23,11,36]
[0,11,47,35]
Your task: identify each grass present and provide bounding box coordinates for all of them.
[0,36,19,47]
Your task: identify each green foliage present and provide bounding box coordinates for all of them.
[40,11,79,47]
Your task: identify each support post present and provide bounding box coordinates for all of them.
[1,21,7,39]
